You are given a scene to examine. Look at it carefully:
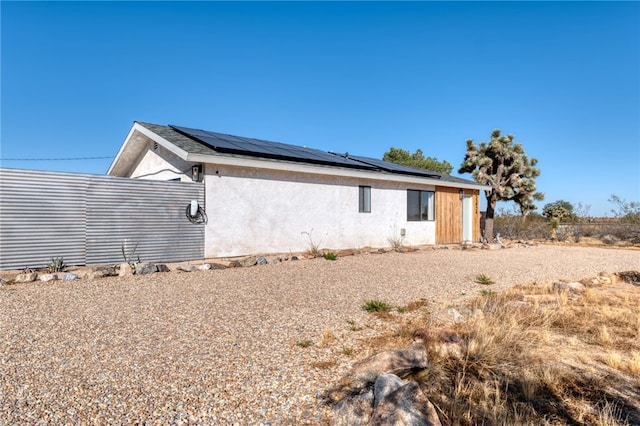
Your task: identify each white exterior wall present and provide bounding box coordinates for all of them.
[203,164,436,257]
[130,144,193,182]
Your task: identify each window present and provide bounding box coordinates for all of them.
[407,190,434,221]
[359,186,371,213]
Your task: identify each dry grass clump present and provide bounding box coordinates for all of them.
[358,274,640,425]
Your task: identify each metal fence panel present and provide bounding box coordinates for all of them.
[0,168,204,270]
[86,177,204,265]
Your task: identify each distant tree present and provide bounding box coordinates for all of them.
[609,194,640,224]
[542,200,575,239]
[383,147,453,175]
[459,129,544,242]
[542,200,575,221]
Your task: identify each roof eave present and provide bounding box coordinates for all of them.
[107,122,190,177]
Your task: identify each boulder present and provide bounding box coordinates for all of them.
[135,262,157,275]
[209,263,227,270]
[332,389,374,426]
[118,263,134,277]
[156,264,170,273]
[553,281,586,294]
[239,256,258,267]
[349,343,428,385]
[15,272,38,283]
[88,266,117,279]
[39,273,58,282]
[371,382,441,426]
[62,272,79,281]
[374,374,406,408]
[176,264,198,272]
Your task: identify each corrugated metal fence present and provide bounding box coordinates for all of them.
[0,168,205,270]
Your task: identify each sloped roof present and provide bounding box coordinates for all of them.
[109,121,487,189]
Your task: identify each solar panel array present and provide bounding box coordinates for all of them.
[341,154,442,179]
[170,125,374,169]
[170,124,442,179]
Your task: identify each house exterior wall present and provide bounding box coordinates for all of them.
[130,143,194,182]
[203,164,437,257]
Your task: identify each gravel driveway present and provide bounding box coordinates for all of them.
[1,245,638,424]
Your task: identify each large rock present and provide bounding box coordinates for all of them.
[371,382,441,426]
[350,343,428,385]
[135,262,157,275]
[209,263,228,270]
[553,281,586,294]
[88,266,117,279]
[62,272,79,281]
[118,263,134,277]
[239,256,258,267]
[332,389,374,426]
[374,374,406,408]
[176,264,198,272]
[156,264,170,273]
[39,273,58,282]
[15,272,38,283]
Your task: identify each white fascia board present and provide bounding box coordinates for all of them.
[107,124,140,175]
[187,152,489,190]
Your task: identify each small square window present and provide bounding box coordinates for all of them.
[359,186,371,213]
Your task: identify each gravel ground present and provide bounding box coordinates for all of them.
[1,244,639,425]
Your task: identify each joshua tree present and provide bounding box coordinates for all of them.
[459,129,543,242]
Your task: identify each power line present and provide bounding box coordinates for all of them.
[0,156,113,161]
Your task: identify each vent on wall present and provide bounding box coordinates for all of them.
[153,142,158,151]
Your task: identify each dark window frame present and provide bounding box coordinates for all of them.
[407,189,435,221]
[359,185,371,213]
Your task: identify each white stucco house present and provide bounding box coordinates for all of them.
[108,122,489,258]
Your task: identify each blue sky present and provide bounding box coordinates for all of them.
[2,1,638,217]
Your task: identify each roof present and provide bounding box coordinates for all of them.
[108,121,488,190]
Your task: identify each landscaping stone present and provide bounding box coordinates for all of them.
[156,264,170,273]
[88,266,117,279]
[209,263,227,270]
[176,264,198,272]
[239,256,258,267]
[349,343,428,385]
[39,273,58,282]
[271,258,281,265]
[198,263,212,271]
[553,281,586,294]
[119,263,134,277]
[228,261,241,268]
[373,374,406,408]
[371,382,441,426]
[62,273,79,281]
[256,256,268,266]
[332,389,374,426]
[135,263,157,275]
[15,272,38,283]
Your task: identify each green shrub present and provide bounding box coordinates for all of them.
[475,274,495,285]
[323,252,338,261]
[48,257,65,273]
[362,299,393,312]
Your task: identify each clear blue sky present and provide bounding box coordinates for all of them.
[2,1,638,217]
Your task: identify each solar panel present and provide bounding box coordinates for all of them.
[170,125,375,170]
[341,154,442,179]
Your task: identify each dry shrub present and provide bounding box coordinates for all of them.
[356,277,640,425]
